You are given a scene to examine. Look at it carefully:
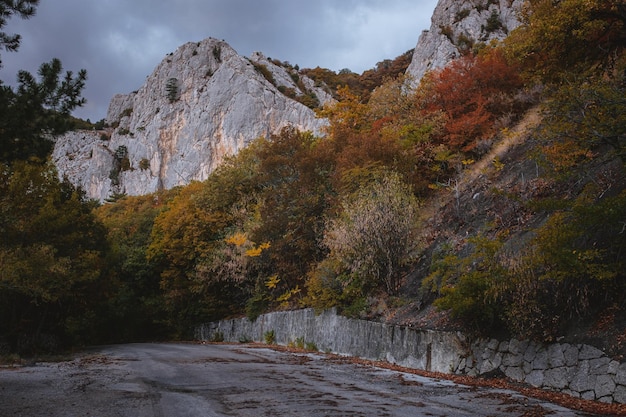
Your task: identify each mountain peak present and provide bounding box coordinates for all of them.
[406,0,523,82]
[53,38,329,201]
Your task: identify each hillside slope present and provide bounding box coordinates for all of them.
[386,104,626,360]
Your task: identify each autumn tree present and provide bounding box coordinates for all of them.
[147,143,265,331]
[249,127,335,308]
[424,47,526,153]
[505,0,626,82]
[323,169,420,297]
[366,73,447,194]
[538,72,626,171]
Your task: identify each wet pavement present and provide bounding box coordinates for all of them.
[0,342,600,416]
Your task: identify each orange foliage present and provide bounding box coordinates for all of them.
[425,48,524,153]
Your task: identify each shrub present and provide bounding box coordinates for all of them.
[455,8,471,21]
[213,45,222,62]
[484,10,504,34]
[211,331,224,342]
[253,63,276,86]
[263,330,275,345]
[139,158,150,171]
[166,78,179,103]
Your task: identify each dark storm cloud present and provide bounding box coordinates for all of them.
[0,0,437,121]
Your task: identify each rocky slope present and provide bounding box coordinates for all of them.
[406,0,523,82]
[53,38,331,201]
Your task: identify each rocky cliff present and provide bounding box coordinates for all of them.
[53,38,331,201]
[54,1,525,201]
[406,0,523,82]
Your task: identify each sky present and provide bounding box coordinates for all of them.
[0,0,438,121]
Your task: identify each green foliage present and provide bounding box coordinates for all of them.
[505,0,626,82]
[428,236,508,334]
[303,258,343,312]
[263,329,275,344]
[455,8,470,22]
[484,9,504,34]
[301,49,413,103]
[0,58,87,163]
[253,63,276,86]
[165,77,179,102]
[250,128,334,303]
[139,158,150,170]
[0,0,37,67]
[0,161,108,352]
[211,331,224,342]
[94,192,174,342]
[305,341,318,351]
[212,45,222,62]
[538,73,626,171]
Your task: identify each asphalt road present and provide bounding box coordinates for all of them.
[0,342,598,416]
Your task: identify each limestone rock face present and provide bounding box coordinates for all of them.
[53,38,330,201]
[406,0,524,82]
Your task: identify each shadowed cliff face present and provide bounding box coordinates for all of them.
[406,0,523,83]
[52,38,330,201]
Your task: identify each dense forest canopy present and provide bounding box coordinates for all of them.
[1,0,625,354]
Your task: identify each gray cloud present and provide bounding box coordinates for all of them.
[0,0,437,121]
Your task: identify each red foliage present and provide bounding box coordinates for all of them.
[426,48,524,153]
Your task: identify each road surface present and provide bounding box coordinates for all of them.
[0,342,598,416]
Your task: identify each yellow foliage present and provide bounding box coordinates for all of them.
[277,286,301,309]
[245,247,263,257]
[244,241,270,257]
[265,275,280,289]
[225,232,247,247]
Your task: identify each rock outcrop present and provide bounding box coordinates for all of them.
[406,0,523,82]
[53,38,331,201]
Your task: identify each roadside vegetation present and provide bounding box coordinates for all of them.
[1,0,625,356]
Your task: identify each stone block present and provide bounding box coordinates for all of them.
[613,385,626,404]
[547,343,565,367]
[507,338,521,355]
[525,370,544,387]
[579,344,603,360]
[563,344,579,367]
[522,360,533,375]
[523,342,537,362]
[544,367,569,390]
[616,363,626,385]
[502,352,522,367]
[479,358,500,375]
[595,374,616,399]
[590,357,611,375]
[532,348,548,370]
[581,390,596,401]
[570,361,595,393]
[504,366,524,382]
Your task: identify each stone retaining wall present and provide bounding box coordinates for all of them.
[195,308,626,404]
